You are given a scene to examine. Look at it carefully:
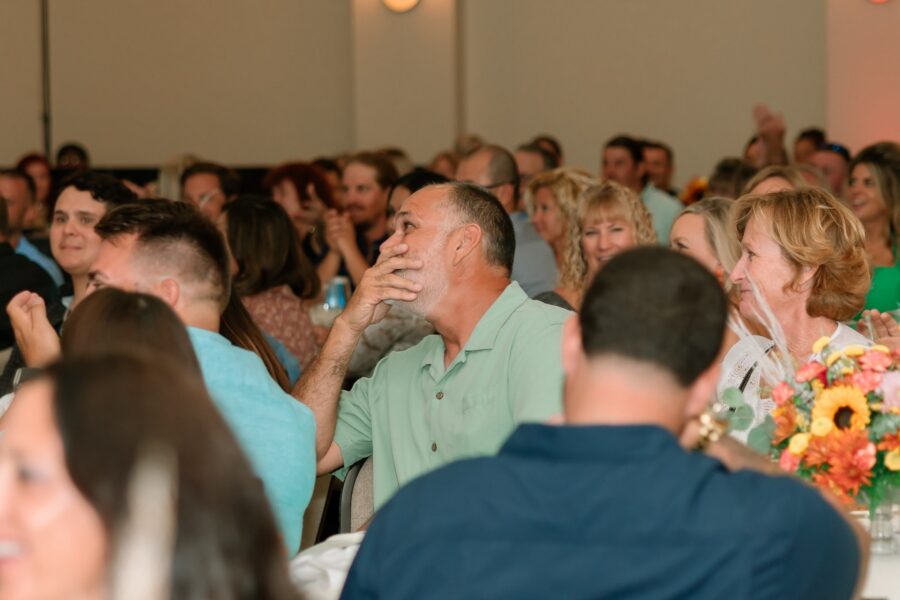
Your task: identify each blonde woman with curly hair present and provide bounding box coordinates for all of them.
[579,182,657,291]
[526,168,597,310]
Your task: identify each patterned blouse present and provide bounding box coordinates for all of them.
[242,285,319,369]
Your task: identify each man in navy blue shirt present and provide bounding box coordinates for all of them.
[342,247,867,600]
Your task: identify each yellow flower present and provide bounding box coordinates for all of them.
[812,336,831,354]
[871,344,891,354]
[811,379,824,399]
[842,345,866,357]
[789,433,810,455]
[810,417,834,436]
[826,351,843,366]
[886,449,900,472]
[811,386,871,431]
[795,413,809,429]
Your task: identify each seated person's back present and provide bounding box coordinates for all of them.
[343,248,864,600]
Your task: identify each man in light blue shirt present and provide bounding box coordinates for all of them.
[85,200,316,554]
[0,169,64,285]
[457,145,558,297]
[601,135,683,244]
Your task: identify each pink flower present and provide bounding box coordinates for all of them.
[859,350,892,372]
[772,382,795,406]
[878,371,900,409]
[851,370,883,394]
[853,442,877,471]
[779,451,801,472]
[795,361,827,384]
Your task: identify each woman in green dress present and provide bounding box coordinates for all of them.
[847,142,900,313]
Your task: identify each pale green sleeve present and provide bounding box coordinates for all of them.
[332,370,377,477]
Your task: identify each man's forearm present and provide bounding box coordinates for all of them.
[292,316,362,458]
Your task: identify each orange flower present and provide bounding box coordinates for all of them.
[771,381,795,407]
[804,429,874,505]
[795,361,827,384]
[772,403,797,445]
[877,433,900,452]
[859,350,892,372]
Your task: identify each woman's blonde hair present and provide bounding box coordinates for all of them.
[676,197,740,280]
[578,181,657,286]
[743,165,809,194]
[732,188,870,321]
[525,167,597,289]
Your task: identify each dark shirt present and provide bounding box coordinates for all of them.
[301,229,389,281]
[0,243,61,350]
[534,289,575,312]
[343,424,860,600]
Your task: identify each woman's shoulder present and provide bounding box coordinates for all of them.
[830,322,872,349]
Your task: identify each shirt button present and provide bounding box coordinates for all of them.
[431,442,437,452]
[435,391,444,400]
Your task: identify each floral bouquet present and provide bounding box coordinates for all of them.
[746,339,900,508]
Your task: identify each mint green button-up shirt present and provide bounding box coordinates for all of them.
[333,282,569,509]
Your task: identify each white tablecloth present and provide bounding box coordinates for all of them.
[864,551,900,599]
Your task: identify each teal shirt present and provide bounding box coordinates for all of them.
[333,282,569,509]
[187,327,316,554]
[641,184,683,245]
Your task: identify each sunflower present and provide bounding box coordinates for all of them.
[811,385,870,431]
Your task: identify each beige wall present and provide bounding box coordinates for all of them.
[0,1,43,165]
[4,0,354,167]
[462,0,827,187]
[352,0,458,163]
[826,0,900,153]
[7,0,889,181]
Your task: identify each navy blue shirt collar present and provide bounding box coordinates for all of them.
[501,423,683,463]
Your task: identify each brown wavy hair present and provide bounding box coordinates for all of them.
[732,187,870,321]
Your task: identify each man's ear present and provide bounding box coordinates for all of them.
[451,223,483,267]
[561,315,583,378]
[153,278,181,309]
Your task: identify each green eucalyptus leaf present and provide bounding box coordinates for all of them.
[747,415,775,455]
[728,405,754,432]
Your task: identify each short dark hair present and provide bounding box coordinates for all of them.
[95,199,232,310]
[471,144,521,201]
[59,171,137,210]
[796,127,826,148]
[223,195,320,299]
[180,162,241,198]
[516,143,559,170]
[43,353,297,598]
[580,247,727,386]
[643,140,674,165]
[391,168,450,197]
[0,168,36,201]
[530,134,563,162]
[346,152,399,190]
[311,157,342,177]
[604,135,645,165]
[706,157,758,199]
[443,182,515,274]
[819,142,851,164]
[55,142,90,166]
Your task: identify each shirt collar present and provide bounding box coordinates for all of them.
[501,423,682,462]
[419,282,528,370]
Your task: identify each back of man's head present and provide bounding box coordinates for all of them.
[471,145,521,201]
[516,143,559,171]
[441,182,516,276]
[580,247,726,387]
[59,171,138,210]
[95,199,232,311]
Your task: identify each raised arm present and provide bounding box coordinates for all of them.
[291,241,423,460]
[7,291,61,367]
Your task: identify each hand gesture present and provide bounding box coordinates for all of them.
[324,209,356,254]
[7,291,61,367]
[858,309,900,351]
[336,241,423,334]
[753,103,786,145]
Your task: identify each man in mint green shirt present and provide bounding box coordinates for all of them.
[294,182,569,509]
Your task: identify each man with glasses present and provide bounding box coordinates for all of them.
[456,144,558,297]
